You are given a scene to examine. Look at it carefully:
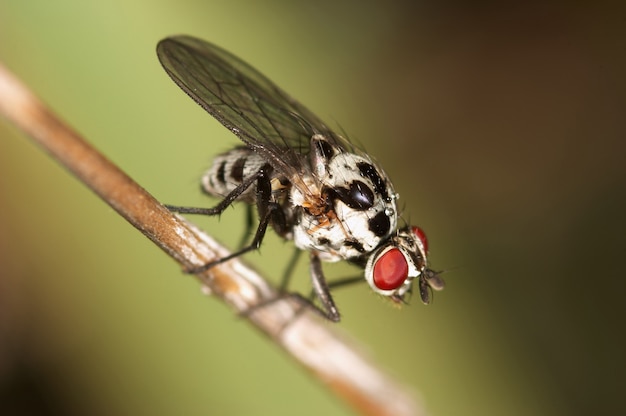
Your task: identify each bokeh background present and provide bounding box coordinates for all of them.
[1,1,624,415]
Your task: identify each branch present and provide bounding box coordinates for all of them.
[0,62,426,416]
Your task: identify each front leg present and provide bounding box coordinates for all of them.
[308,252,341,322]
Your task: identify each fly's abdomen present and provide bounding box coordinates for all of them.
[201,147,264,202]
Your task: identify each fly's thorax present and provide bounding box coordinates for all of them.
[291,137,399,261]
[289,174,321,208]
[323,152,398,240]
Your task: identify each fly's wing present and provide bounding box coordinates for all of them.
[157,35,357,186]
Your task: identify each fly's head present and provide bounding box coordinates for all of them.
[364,226,445,304]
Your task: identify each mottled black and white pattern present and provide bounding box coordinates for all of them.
[157,36,444,321]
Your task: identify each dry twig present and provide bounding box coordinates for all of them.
[0,62,426,416]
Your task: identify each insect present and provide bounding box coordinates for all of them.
[157,35,444,321]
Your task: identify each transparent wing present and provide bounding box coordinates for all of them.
[156,35,356,182]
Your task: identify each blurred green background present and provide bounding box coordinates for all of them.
[1,1,624,415]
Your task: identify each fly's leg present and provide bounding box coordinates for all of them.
[237,204,255,249]
[305,252,341,322]
[165,167,262,216]
[276,252,347,322]
[279,249,302,292]
[325,275,364,291]
[240,252,342,323]
[167,166,279,273]
[170,181,256,250]
[295,259,369,322]
[188,167,281,273]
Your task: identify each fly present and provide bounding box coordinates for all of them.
[156,36,444,321]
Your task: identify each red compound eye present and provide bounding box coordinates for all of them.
[412,226,429,253]
[373,248,409,291]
